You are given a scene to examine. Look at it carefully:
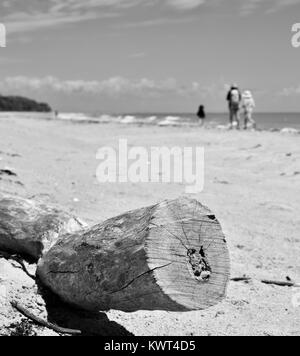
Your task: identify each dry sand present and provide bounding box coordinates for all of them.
[0,115,299,336]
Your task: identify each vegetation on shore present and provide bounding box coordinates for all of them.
[0,95,52,112]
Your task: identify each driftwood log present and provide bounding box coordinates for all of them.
[37,197,230,312]
[0,195,86,261]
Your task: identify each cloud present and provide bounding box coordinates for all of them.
[2,0,298,37]
[47,0,206,12]
[267,0,300,13]
[0,75,207,98]
[239,0,263,16]
[279,86,300,96]
[1,0,209,36]
[166,0,206,10]
[239,0,300,16]
[114,16,196,29]
[1,1,133,35]
[5,12,107,34]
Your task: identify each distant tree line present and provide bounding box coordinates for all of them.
[0,95,52,112]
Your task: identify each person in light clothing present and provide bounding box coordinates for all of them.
[242,90,256,130]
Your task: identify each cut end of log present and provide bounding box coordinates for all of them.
[146,197,230,311]
[37,197,230,312]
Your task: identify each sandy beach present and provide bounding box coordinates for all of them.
[0,115,299,336]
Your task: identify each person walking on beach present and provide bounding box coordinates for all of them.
[197,105,206,125]
[226,84,242,129]
[242,90,256,130]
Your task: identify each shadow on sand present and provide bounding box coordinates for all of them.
[39,286,134,336]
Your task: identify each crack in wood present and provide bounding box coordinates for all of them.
[109,263,172,295]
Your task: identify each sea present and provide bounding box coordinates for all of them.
[57,112,300,131]
[0,111,299,131]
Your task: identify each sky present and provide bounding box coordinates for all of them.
[0,0,300,113]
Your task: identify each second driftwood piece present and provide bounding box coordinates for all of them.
[37,197,230,312]
[0,195,86,261]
